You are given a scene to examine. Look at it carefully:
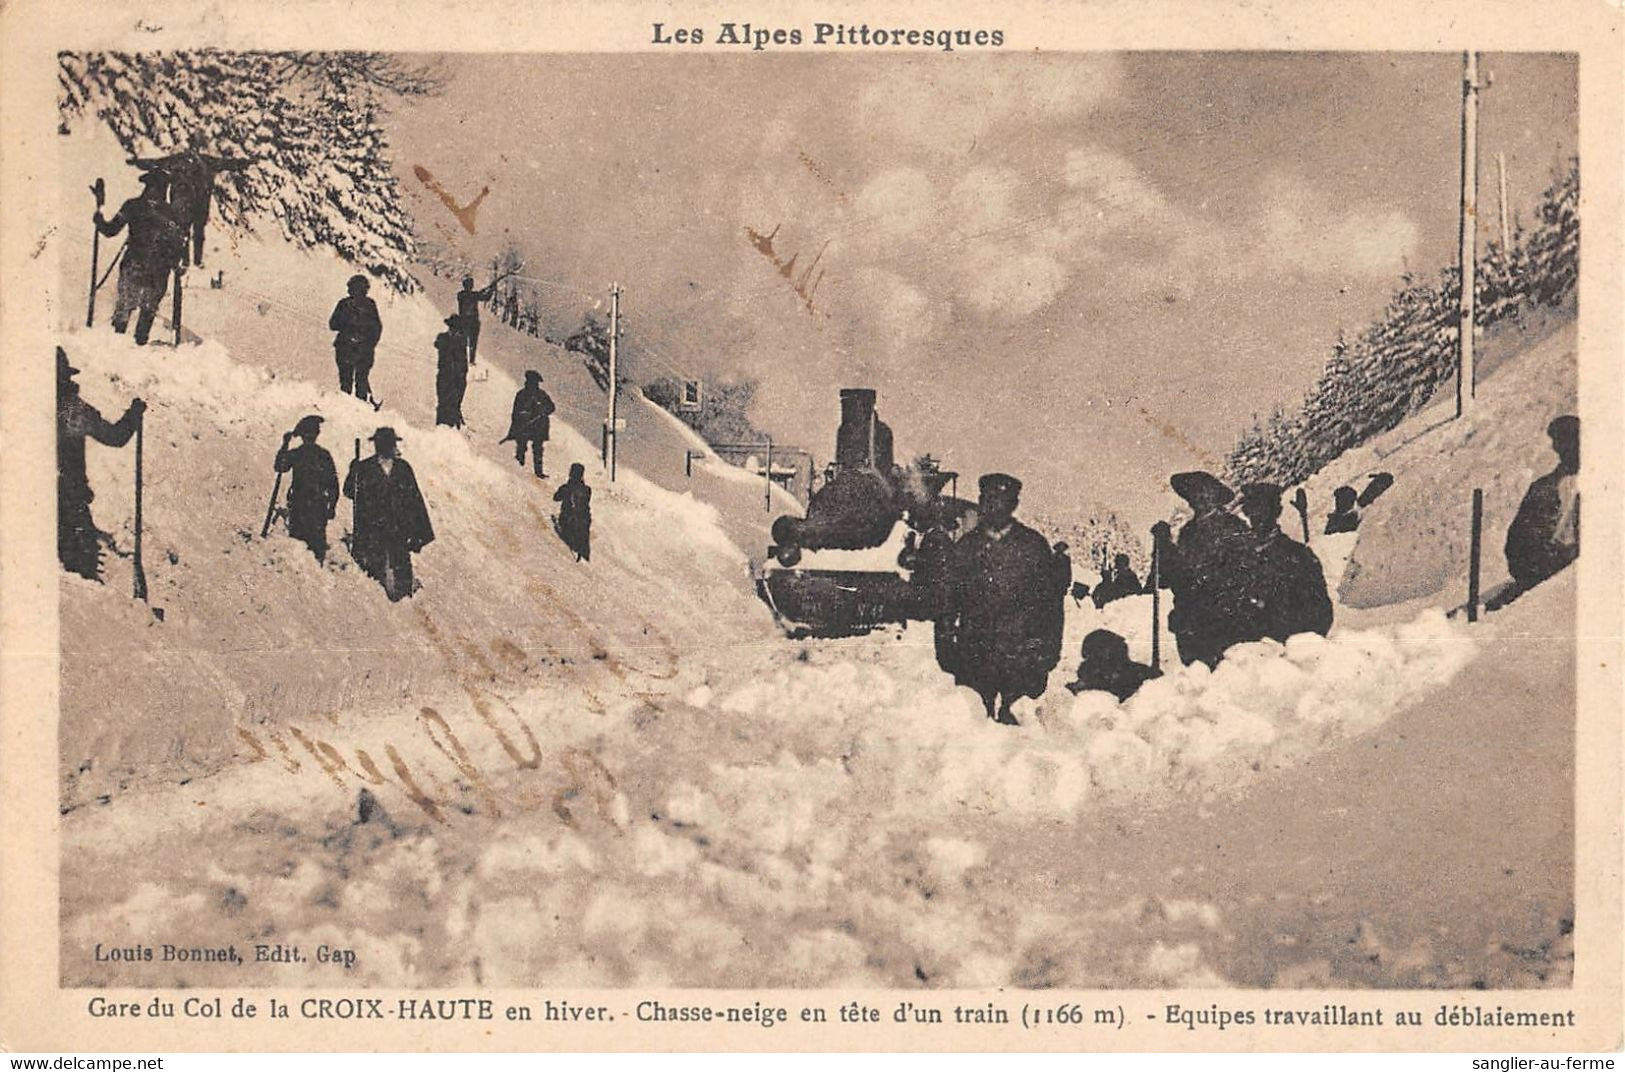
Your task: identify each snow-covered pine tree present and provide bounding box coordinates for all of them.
[1227,160,1579,488]
[59,50,441,292]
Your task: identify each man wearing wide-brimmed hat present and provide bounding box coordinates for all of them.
[434,315,470,428]
[343,427,435,601]
[1152,470,1249,668]
[56,348,145,579]
[94,171,187,345]
[937,472,1069,725]
[273,414,340,563]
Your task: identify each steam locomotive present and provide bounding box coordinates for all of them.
[755,389,971,638]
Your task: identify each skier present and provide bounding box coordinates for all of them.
[128,132,252,268]
[1324,485,1361,534]
[343,427,434,601]
[456,275,499,365]
[1235,482,1333,644]
[938,473,1067,726]
[1152,470,1250,669]
[1504,415,1580,595]
[328,275,382,402]
[1065,629,1157,702]
[57,348,145,580]
[553,463,593,562]
[273,415,340,563]
[1090,552,1143,608]
[94,171,187,345]
[434,315,469,428]
[502,370,556,477]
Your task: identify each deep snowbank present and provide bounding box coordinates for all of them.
[62,575,1477,989]
[60,327,771,807]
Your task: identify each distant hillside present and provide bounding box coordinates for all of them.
[1228,163,1578,488]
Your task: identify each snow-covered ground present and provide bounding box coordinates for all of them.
[54,123,1574,992]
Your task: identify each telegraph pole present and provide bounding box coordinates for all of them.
[1456,51,1481,419]
[607,283,621,481]
[763,438,773,511]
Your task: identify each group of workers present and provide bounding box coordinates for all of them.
[924,417,1579,723]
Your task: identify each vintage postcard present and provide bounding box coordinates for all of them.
[1,0,1621,1054]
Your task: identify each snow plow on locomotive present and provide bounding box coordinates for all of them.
[755,388,972,638]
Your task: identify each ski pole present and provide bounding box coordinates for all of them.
[87,179,105,328]
[1149,531,1161,673]
[261,468,286,539]
[172,265,185,346]
[352,437,362,542]
[1467,488,1483,623]
[133,413,149,603]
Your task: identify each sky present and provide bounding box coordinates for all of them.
[389,51,1576,532]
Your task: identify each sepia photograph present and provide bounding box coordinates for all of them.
[2,0,1622,1054]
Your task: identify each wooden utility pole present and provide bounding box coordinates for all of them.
[607,283,621,481]
[1456,51,1481,419]
[763,438,774,511]
[1497,150,1511,251]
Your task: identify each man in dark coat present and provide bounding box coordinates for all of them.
[57,348,145,580]
[129,132,252,267]
[939,473,1067,725]
[1504,415,1580,594]
[95,172,187,345]
[1236,483,1334,644]
[434,316,469,428]
[503,370,555,477]
[1324,485,1361,534]
[456,275,499,365]
[344,427,434,601]
[1153,471,1250,669]
[553,462,593,562]
[328,275,382,401]
[1090,552,1144,608]
[274,415,339,562]
[1066,629,1158,702]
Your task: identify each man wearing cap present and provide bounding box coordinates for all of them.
[434,316,469,428]
[1504,415,1580,595]
[57,348,145,580]
[343,427,434,601]
[1236,482,1333,645]
[274,416,340,563]
[95,172,187,345]
[939,473,1069,725]
[328,275,383,401]
[503,370,556,477]
[1152,470,1250,668]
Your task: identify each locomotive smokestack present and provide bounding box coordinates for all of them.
[837,388,878,469]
